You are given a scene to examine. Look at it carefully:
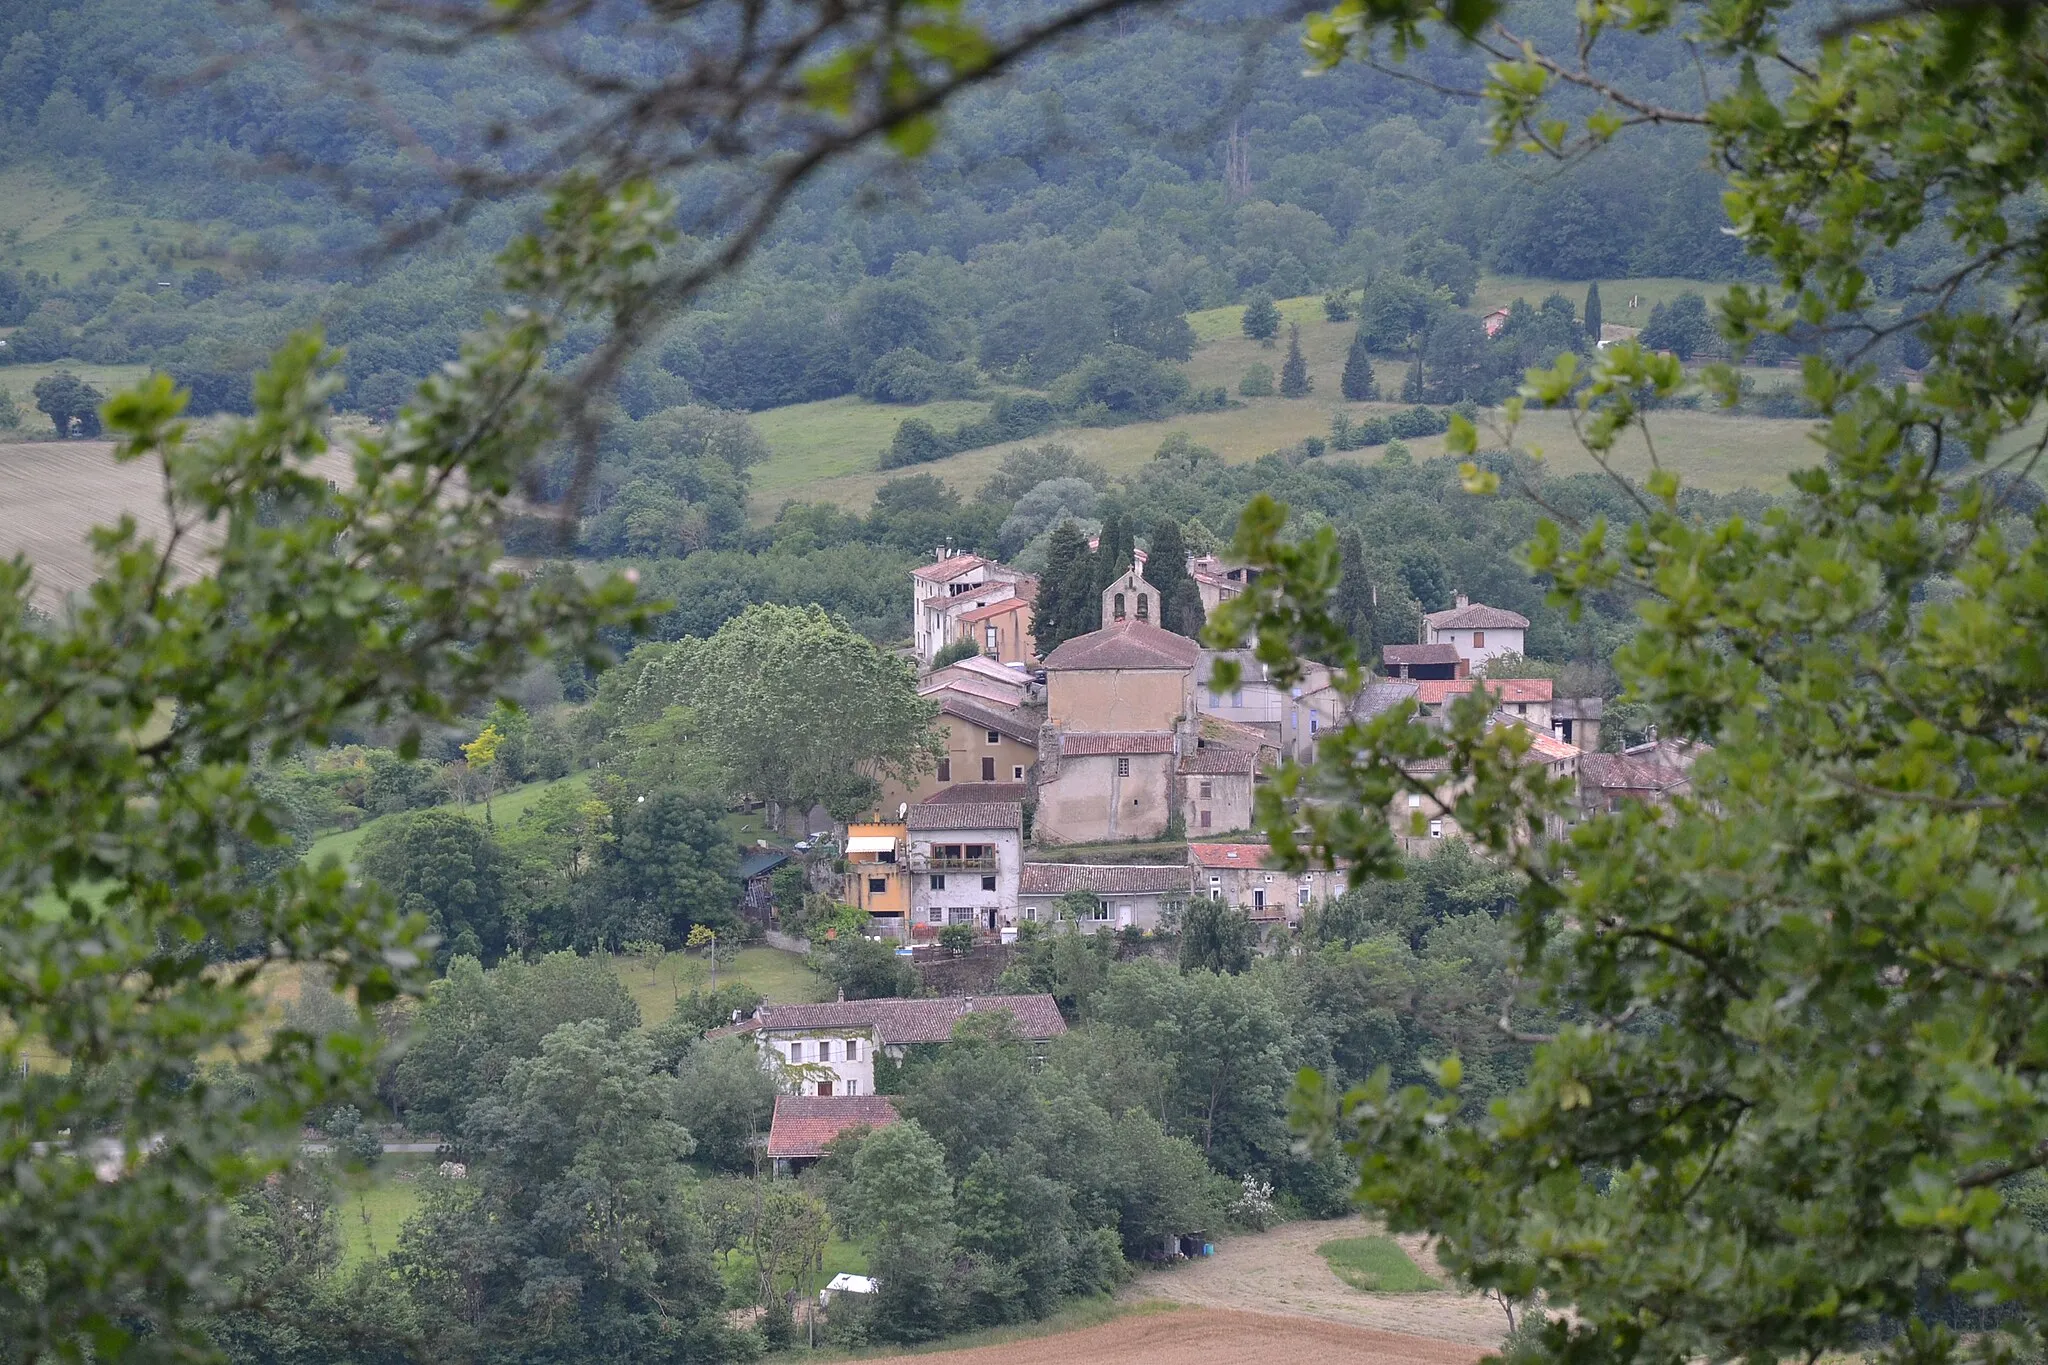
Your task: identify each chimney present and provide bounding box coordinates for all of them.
[836,987,845,1003]
[1455,592,1469,609]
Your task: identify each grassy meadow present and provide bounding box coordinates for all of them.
[1315,1236,1440,1294]
[605,944,833,1025]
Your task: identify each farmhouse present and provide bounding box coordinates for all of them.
[1189,842,1332,925]
[721,994,1067,1096]
[1424,595,1529,672]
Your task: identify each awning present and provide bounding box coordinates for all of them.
[845,836,897,853]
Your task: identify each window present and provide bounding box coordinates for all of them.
[1209,876,1221,901]
[986,729,1000,744]
[1516,702,1527,715]
[1113,592,1126,620]
[1253,887,1266,911]
[985,625,999,651]
[982,756,996,781]
[1199,780,1213,799]
[1409,794,1423,809]
[788,1041,804,1062]
[1231,690,1243,709]
[845,1079,858,1096]
[1310,714,1319,734]
[1116,756,1131,778]
[938,758,951,782]
[1298,881,1312,908]
[846,1039,859,1062]
[1472,630,1486,648]
[1024,905,1038,921]
[982,875,997,891]
[1199,809,1212,829]
[819,1040,834,1061]
[929,907,944,924]
[931,873,946,890]
[867,876,887,894]
[1430,818,1443,839]
[948,907,973,925]
[1012,765,1025,779]
[1091,900,1109,920]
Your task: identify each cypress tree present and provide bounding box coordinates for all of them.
[1401,351,1424,403]
[1584,281,1603,345]
[1093,510,1131,599]
[1333,528,1376,662]
[1146,519,1205,637]
[1340,326,1379,401]
[1036,519,1092,653]
[1280,324,1312,397]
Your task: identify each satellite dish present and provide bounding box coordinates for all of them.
[897,803,908,820]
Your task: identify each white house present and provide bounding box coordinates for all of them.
[718,995,1068,1097]
[911,552,1033,667]
[907,799,1023,937]
[1424,595,1529,672]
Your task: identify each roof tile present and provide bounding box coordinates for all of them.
[1188,841,1276,870]
[1020,862,1190,895]
[767,1095,901,1159]
[1425,602,1531,630]
[1060,731,1175,756]
[750,994,1066,1046]
[906,802,1022,832]
[1041,619,1200,672]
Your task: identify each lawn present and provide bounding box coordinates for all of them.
[302,770,596,871]
[1315,1235,1440,1293]
[606,944,832,1026]
[720,1232,869,1301]
[337,1156,437,1265]
[0,361,154,433]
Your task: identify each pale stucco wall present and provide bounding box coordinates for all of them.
[1036,751,1174,844]
[1048,667,1191,731]
[762,1029,879,1096]
[873,713,1036,814]
[1185,770,1255,835]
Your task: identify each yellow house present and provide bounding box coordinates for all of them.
[841,822,908,936]
[876,692,1040,813]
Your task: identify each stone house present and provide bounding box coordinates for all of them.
[906,800,1023,938]
[1180,739,1259,836]
[1018,860,1190,933]
[1416,677,1554,731]
[1392,718,1582,852]
[1382,643,1466,680]
[1187,554,1255,616]
[1188,842,1332,925]
[1424,595,1529,673]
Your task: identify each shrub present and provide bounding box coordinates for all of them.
[880,417,951,469]
[1239,364,1275,397]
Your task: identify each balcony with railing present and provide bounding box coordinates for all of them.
[922,853,998,872]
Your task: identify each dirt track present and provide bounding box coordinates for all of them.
[1125,1215,1511,1347]
[857,1306,1490,1365]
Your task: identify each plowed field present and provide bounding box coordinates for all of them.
[856,1306,1490,1365]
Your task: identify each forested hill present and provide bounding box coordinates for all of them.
[0,0,1787,413]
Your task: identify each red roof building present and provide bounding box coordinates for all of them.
[767,1094,900,1165]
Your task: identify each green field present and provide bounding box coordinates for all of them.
[1316,1235,1440,1293]
[0,164,232,290]
[720,1232,869,1301]
[337,1156,437,1265]
[607,944,831,1026]
[303,770,597,871]
[0,361,154,433]
[749,396,992,506]
[742,280,1817,519]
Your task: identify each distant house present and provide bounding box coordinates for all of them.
[1180,718,1265,835]
[1416,676,1554,731]
[1187,554,1256,616]
[1577,735,1704,816]
[721,994,1068,1097]
[1551,696,1604,750]
[1482,307,1512,338]
[767,1094,899,1174]
[1382,643,1466,681]
[1019,860,1189,933]
[1597,323,1641,350]
[911,552,1036,667]
[1424,595,1529,672]
[907,799,1023,939]
[879,687,1040,812]
[1188,842,1332,924]
[1393,717,1581,850]
[738,848,793,921]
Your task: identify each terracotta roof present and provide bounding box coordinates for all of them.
[1180,745,1260,775]
[1417,678,1553,706]
[1060,731,1175,756]
[1198,714,1271,749]
[1041,619,1200,672]
[927,655,1032,688]
[1383,643,1461,666]
[907,801,1022,832]
[1519,729,1581,764]
[913,554,989,583]
[1425,601,1531,630]
[937,693,1041,746]
[1188,841,1276,870]
[1021,862,1191,895]
[1580,753,1689,792]
[923,675,1031,707]
[767,1095,900,1160]
[957,596,1030,624]
[750,994,1066,1045]
[922,783,1027,805]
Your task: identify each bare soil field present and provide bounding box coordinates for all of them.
[0,439,353,609]
[854,1306,1490,1365]
[1126,1215,1510,1347]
